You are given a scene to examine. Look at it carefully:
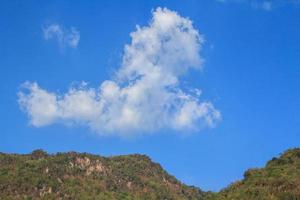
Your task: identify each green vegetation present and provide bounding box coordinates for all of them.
[0,150,204,199]
[1,148,300,199]
[206,148,300,200]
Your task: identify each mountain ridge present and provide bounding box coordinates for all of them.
[1,148,300,199]
[0,149,205,199]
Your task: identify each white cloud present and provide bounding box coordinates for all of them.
[18,82,59,126]
[19,7,221,136]
[43,24,80,49]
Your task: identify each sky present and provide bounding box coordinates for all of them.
[1,0,300,191]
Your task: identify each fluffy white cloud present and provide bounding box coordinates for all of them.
[43,24,80,48]
[19,7,221,136]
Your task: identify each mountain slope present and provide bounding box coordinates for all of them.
[206,148,300,200]
[0,150,205,200]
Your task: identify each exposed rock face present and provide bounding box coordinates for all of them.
[75,157,91,168]
[72,157,105,175]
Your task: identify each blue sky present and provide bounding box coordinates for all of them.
[1,0,300,191]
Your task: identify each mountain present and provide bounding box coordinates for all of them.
[1,148,300,200]
[0,150,205,200]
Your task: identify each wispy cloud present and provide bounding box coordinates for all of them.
[262,1,273,10]
[217,0,300,11]
[19,8,221,136]
[43,23,80,49]
[251,1,273,11]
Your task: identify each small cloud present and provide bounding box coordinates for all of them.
[216,0,299,11]
[261,1,273,10]
[251,1,273,11]
[43,23,80,49]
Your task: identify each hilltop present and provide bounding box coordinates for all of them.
[207,148,300,200]
[0,150,205,199]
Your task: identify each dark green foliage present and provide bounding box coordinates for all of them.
[0,151,205,199]
[30,150,48,159]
